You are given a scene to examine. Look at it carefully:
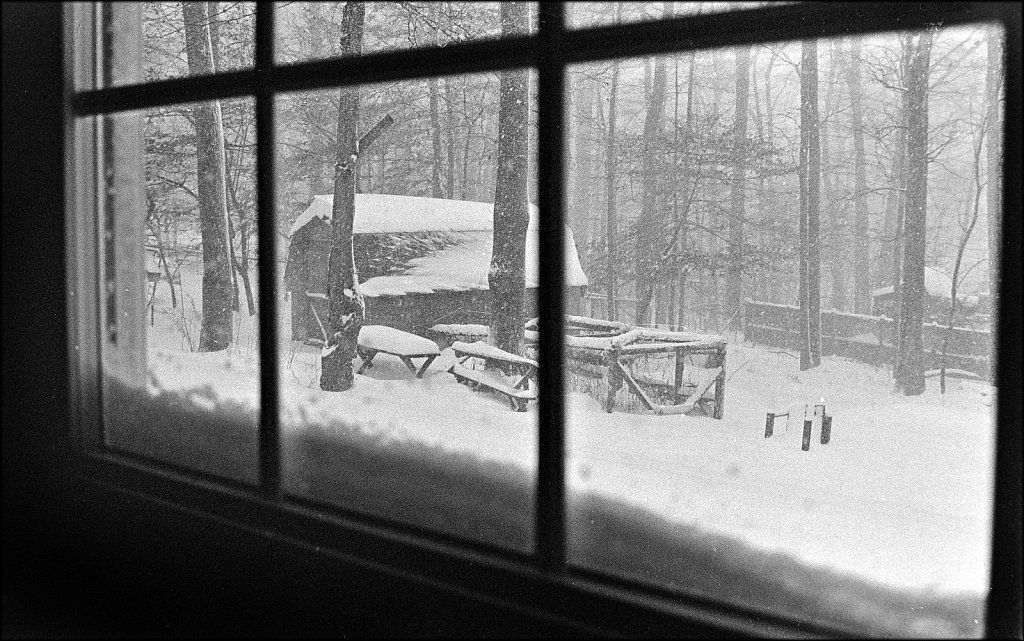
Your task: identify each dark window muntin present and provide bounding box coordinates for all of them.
[67,2,1022,637]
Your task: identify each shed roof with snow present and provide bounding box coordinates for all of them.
[287,194,588,298]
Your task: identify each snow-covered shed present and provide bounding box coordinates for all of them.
[284,194,589,340]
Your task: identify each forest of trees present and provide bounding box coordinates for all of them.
[139,2,1003,395]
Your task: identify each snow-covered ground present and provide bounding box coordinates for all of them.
[125,256,995,634]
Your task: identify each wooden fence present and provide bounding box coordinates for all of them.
[743,299,993,379]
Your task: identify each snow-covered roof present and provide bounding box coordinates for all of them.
[292,194,589,296]
[871,266,955,300]
[289,193,497,236]
[359,225,589,296]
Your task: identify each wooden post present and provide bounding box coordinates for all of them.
[673,347,685,396]
[821,413,832,444]
[765,412,774,438]
[604,348,622,413]
[713,346,726,419]
[801,404,813,451]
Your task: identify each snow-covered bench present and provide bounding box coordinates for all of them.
[448,341,538,412]
[356,325,441,378]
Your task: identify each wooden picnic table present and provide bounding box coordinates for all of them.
[356,325,441,378]
[563,331,726,418]
[448,340,538,411]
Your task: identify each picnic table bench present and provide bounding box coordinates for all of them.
[356,325,441,378]
[448,340,538,411]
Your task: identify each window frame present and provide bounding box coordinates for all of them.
[64,2,1022,636]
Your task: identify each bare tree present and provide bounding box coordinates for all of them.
[798,39,822,370]
[894,29,934,396]
[821,41,848,312]
[429,76,444,197]
[605,57,621,322]
[488,1,530,355]
[846,36,872,314]
[941,116,987,394]
[877,37,913,313]
[321,2,366,392]
[635,32,669,326]
[569,71,597,270]
[182,1,233,351]
[675,47,697,328]
[727,45,750,330]
[445,77,457,199]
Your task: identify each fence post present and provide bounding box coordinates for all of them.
[674,347,685,395]
[714,347,726,419]
[604,348,622,413]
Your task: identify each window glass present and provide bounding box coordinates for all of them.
[275,68,543,551]
[99,97,260,483]
[564,24,1000,637]
[568,1,792,30]
[276,2,536,66]
[102,2,255,88]
[82,2,1012,634]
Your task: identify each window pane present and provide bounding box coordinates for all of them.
[99,97,260,484]
[565,24,1000,636]
[275,2,536,66]
[276,69,544,552]
[102,1,255,88]
[568,1,792,30]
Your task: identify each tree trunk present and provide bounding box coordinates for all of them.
[634,52,668,326]
[677,50,696,328]
[941,123,986,394]
[321,1,366,392]
[221,133,257,317]
[727,45,750,330]
[226,211,241,312]
[667,34,679,329]
[822,41,848,312]
[236,217,256,316]
[571,74,596,268]
[429,76,444,198]
[894,30,933,396]
[877,39,912,306]
[892,40,913,326]
[605,59,620,322]
[488,1,530,356]
[985,27,1002,302]
[207,1,221,71]
[462,84,473,200]
[147,216,177,308]
[207,0,241,316]
[182,1,233,352]
[758,46,779,304]
[798,39,822,370]
[847,36,871,314]
[445,77,457,201]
